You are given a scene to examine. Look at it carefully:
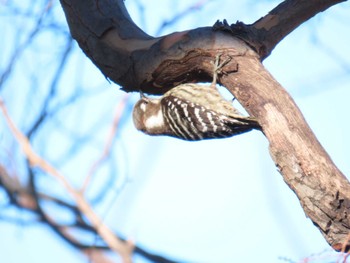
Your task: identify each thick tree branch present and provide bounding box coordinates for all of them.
[59,0,350,254]
[59,0,347,94]
[220,55,350,251]
[214,0,347,59]
[253,0,347,58]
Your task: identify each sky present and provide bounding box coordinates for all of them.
[1,0,350,263]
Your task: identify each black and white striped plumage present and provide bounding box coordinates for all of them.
[133,84,260,141]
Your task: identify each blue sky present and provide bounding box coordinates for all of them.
[1,0,350,262]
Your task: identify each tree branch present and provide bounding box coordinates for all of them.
[213,0,347,59]
[0,100,180,262]
[252,0,347,59]
[59,0,350,253]
[59,0,347,94]
[0,99,134,263]
[220,55,350,251]
[81,94,130,192]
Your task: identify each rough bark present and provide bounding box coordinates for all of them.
[221,55,350,251]
[59,0,350,252]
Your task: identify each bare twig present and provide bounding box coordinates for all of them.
[81,94,130,192]
[0,98,134,263]
[82,249,115,263]
[26,36,74,139]
[1,162,181,262]
[343,253,350,263]
[0,0,53,89]
[155,0,212,35]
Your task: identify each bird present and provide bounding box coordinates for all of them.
[132,55,261,141]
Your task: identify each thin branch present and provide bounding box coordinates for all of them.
[81,94,130,192]
[0,0,53,90]
[26,36,74,139]
[82,250,115,263]
[0,163,186,262]
[155,0,212,35]
[0,98,133,263]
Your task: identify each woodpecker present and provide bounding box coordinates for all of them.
[132,56,261,141]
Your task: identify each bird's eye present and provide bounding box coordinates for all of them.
[140,101,147,111]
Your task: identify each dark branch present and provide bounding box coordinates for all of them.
[213,0,347,60]
[253,0,347,59]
